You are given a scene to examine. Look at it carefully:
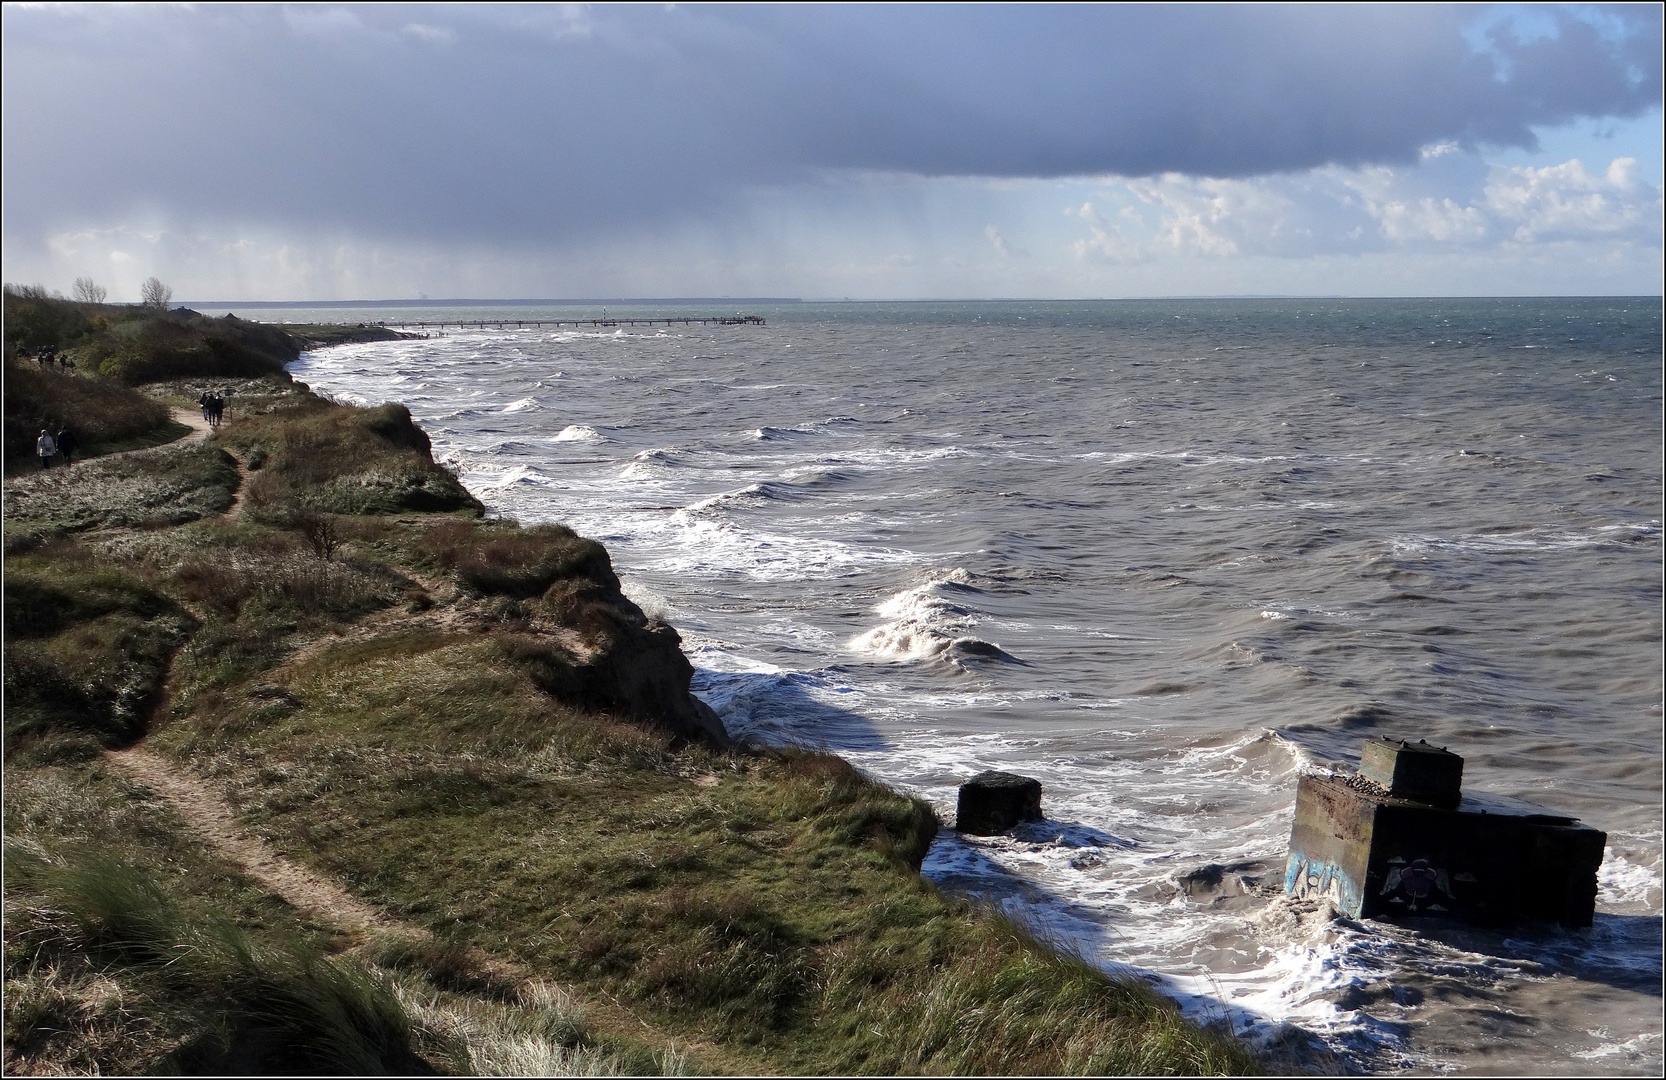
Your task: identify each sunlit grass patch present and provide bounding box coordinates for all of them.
[5,848,427,1075]
[419,518,616,599]
[1,442,240,530]
[281,635,581,753]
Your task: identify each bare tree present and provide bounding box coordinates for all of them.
[71,277,108,305]
[139,276,172,310]
[292,509,344,560]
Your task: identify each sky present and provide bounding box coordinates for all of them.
[2,3,1661,302]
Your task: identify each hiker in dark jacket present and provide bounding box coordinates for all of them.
[56,426,80,464]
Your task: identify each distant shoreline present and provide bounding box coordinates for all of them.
[182,296,804,308]
[181,294,1662,309]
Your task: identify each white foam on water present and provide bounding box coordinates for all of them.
[1573,1030,1663,1063]
[1390,521,1661,557]
[674,485,772,517]
[551,424,603,442]
[847,568,1012,663]
[461,463,556,490]
[637,514,920,584]
[1598,847,1665,909]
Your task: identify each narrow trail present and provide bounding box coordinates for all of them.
[105,746,405,936]
[103,744,739,1069]
[161,404,252,516]
[166,405,215,445]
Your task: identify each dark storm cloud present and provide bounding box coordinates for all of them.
[2,4,1658,246]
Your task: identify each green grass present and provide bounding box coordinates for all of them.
[149,622,1255,1075]
[3,753,696,1075]
[2,544,193,757]
[1,758,389,1074]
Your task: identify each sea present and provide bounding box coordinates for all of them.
[203,297,1663,1074]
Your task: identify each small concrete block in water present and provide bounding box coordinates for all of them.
[1285,773,1606,927]
[957,771,1043,835]
[1359,737,1464,809]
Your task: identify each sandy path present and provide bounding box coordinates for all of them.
[103,744,747,1071]
[163,404,252,516]
[106,746,406,936]
[167,405,215,443]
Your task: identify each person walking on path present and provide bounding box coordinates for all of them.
[36,429,57,469]
[55,426,80,464]
[199,391,213,421]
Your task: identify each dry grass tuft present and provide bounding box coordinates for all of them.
[224,401,481,518]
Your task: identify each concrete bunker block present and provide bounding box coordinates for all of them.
[1359,737,1463,809]
[1285,764,1606,928]
[957,771,1043,835]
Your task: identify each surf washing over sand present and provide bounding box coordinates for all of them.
[250,297,1661,1073]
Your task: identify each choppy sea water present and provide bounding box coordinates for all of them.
[246,298,1660,1073]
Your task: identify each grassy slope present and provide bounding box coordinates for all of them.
[3,374,1259,1074]
[1,287,411,473]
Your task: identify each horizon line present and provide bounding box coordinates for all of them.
[179,293,1663,307]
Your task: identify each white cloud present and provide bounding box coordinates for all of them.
[1064,153,1663,262]
[984,224,1010,257]
[1483,157,1663,244]
[1379,197,1490,243]
[400,23,455,45]
[1341,168,1491,242]
[281,6,364,38]
[1065,202,1146,263]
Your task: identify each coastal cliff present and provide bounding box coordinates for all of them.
[2,293,1255,1075]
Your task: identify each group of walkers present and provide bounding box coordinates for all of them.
[198,390,228,427]
[35,426,80,469]
[33,348,75,370]
[31,388,232,470]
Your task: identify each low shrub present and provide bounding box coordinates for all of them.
[2,284,97,356]
[173,550,399,621]
[2,551,191,753]
[80,310,298,386]
[422,520,615,599]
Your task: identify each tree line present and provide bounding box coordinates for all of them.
[14,276,173,310]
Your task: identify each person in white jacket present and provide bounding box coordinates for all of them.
[36,429,57,469]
